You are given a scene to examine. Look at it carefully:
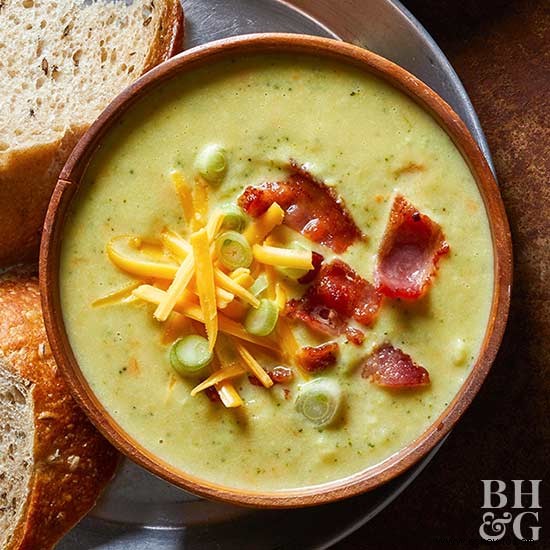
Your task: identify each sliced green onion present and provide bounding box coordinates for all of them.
[215,231,253,270]
[295,379,342,427]
[276,241,312,280]
[245,299,279,336]
[195,143,227,183]
[221,204,248,232]
[249,274,268,297]
[170,335,213,377]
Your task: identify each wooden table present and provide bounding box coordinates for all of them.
[339,1,549,547]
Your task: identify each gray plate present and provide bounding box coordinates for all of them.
[58,0,492,548]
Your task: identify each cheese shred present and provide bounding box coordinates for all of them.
[191,176,209,230]
[190,228,218,350]
[171,170,194,223]
[190,364,245,396]
[253,243,313,270]
[234,341,273,388]
[133,285,278,351]
[243,202,284,244]
[153,252,195,321]
[92,281,141,307]
[214,268,260,308]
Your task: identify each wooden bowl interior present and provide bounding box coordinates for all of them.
[40,34,512,508]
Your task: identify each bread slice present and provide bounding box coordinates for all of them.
[0,362,34,550]
[0,0,184,266]
[0,265,119,550]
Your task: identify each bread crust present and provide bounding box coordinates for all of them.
[143,0,185,74]
[0,126,85,266]
[0,265,119,550]
[0,1,184,266]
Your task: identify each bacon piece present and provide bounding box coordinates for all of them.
[204,386,222,402]
[249,366,294,387]
[297,251,324,284]
[375,195,449,299]
[345,327,365,346]
[285,260,380,344]
[269,365,294,384]
[239,181,295,217]
[315,260,381,326]
[248,375,263,387]
[238,164,362,253]
[361,343,430,388]
[285,298,348,338]
[297,342,339,372]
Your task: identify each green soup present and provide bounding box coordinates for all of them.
[59,54,493,491]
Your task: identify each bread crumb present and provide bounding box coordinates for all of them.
[66,455,80,471]
[46,449,61,463]
[37,342,46,358]
[38,411,58,420]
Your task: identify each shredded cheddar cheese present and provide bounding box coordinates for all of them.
[153,252,195,321]
[191,176,209,230]
[221,299,248,321]
[230,267,254,288]
[206,208,225,242]
[188,279,234,309]
[190,228,218,350]
[215,287,234,309]
[234,341,273,388]
[211,346,244,407]
[190,364,246,396]
[216,383,243,407]
[264,265,277,300]
[103,171,311,410]
[171,170,194,223]
[275,283,287,311]
[133,285,278,351]
[253,243,313,270]
[214,268,260,308]
[161,229,192,259]
[92,281,141,307]
[243,202,284,244]
[276,318,298,360]
[107,236,179,280]
[230,267,250,279]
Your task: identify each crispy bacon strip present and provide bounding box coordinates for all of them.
[375,195,449,299]
[315,260,381,326]
[285,297,348,337]
[285,260,380,344]
[238,164,361,253]
[361,343,430,388]
[297,342,339,372]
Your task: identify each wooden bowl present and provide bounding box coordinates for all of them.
[39,34,512,508]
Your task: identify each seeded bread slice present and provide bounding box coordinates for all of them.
[0,0,184,265]
[0,265,119,550]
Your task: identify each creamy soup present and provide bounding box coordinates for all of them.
[59,53,494,491]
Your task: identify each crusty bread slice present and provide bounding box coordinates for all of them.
[0,0,184,265]
[0,265,119,550]
[0,361,34,550]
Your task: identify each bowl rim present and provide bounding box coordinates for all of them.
[39,32,512,509]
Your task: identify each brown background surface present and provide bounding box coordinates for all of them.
[338,0,549,548]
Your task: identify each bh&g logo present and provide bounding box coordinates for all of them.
[480,480,542,542]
